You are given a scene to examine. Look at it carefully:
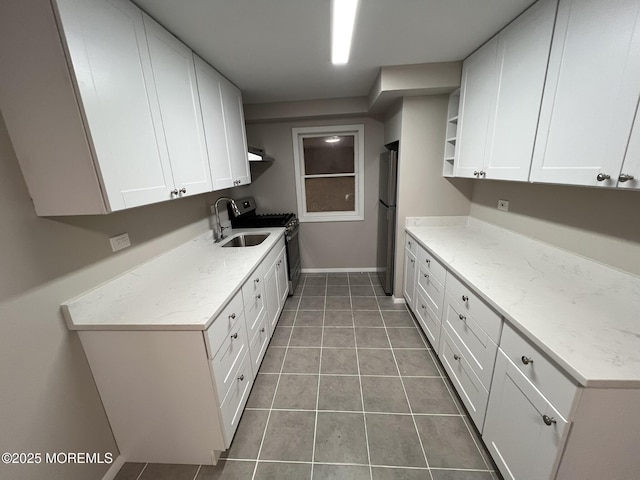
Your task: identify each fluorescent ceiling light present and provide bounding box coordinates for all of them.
[331,0,360,65]
[325,136,341,143]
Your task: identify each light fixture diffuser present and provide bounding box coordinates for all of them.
[331,0,360,65]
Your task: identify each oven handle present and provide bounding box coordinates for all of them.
[286,224,299,242]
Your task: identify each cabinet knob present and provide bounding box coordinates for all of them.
[237,374,244,381]
[277,260,282,266]
[170,189,179,196]
[408,241,412,247]
[461,295,469,302]
[521,355,533,365]
[423,273,428,278]
[410,258,415,264]
[231,332,238,339]
[421,303,426,309]
[256,293,261,299]
[179,187,187,194]
[473,170,479,177]
[255,278,260,284]
[229,313,236,320]
[260,327,266,333]
[596,173,610,182]
[619,173,635,182]
[542,415,557,426]
[479,170,486,177]
[426,259,430,265]
[458,314,466,321]
[453,354,461,361]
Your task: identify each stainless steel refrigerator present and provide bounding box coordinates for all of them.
[377,149,398,295]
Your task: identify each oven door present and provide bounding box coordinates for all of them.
[285,225,301,295]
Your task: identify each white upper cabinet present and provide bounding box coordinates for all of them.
[56,0,175,211]
[530,0,640,187]
[220,78,251,187]
[143,14,212,197]
[455,0,557,181]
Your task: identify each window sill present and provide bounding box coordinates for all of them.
[299,214,364,223]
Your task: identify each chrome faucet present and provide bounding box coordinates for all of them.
[213,197,240,243]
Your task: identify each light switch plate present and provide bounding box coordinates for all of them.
[109,233,131,252]
[498,199,509,212]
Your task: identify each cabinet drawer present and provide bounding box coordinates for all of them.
[414,289,441,349]
[416,263,445,319]
[204,290,244,359]
[405,234,417,255]
[445,273,502,343]
[500,323,577,419]
[242,264,264,308]
[244,283,266,339]
[219,351,253,445]
[416,245,446,285]
[263,236,285,271]
[248,311,269,374]
[211,313,249,400]
[442,293,499,389]
[440,328,489,432]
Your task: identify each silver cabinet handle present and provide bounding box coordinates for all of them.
[256,294,261,299]
[596,173,610,182]
[254,278,260,284]
[619,173,635,182]
[426,259,430,266]
[453,354,461,361]
[542,415,556,426]
[479,170,486,177]
[521,355,533,365]
[237,374,244,381]
[179,187,186,194]
[423,273,428,278]
[461,295,469,302]
[410,258,415,264]
[170,189,179,196]
[458,314,466,321]
[229,313,236,320]
[421,303,426,309]
[473,170,479,177]
[260,327,266,333]
[231,332,238,339]
[408,241,412,247]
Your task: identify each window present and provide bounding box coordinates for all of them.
[292,124,364,222]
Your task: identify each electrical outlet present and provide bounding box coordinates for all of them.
[109,233,131,252]
[498,199,510,212]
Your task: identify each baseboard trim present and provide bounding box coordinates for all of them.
[101,455,126,480]
[392,296,406,304]
[301,267,381,273]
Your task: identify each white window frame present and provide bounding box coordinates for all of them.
[291,124,365,222]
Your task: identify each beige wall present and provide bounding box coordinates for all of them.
[393,96,474,297]
[244,117,384,271]
[0,111,236,480]
[470,180,640,276]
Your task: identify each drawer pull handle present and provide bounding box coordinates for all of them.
[461,295,469,302]
[410,259,415,264]
[229,313,236,320]
[256,294,262,299]
[255,278,260,284]
[408,241,412,246]
[619,173,635,182]
[421,304,426,309]
[426,259,430,265]
[521,356,533,365]
[453,354,461,361]
[237,374,245,381]
[231,332,238,339]
[423,273,429,278]
[542,415,556,426]
[458,314,466,321]
[260,327,266,333]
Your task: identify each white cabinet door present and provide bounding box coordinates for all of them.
[220,78,251,186]
[403,249,417,309]
[55,0,174,210]
[454,37,497,179]
[530,0,640,187]
[276,248,289,306]
[143,15,212,197]
[484,0,556,181]
[264,260,279,336]
[617,105,640,190]
[194,56,234,191]
[483,350,570,480]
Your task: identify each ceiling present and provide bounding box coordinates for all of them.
[134,0,536,105]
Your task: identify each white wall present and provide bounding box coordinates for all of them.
[0,111,235,480]
[244,117,384,271]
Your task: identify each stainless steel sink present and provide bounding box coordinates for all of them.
[221,233,270,247]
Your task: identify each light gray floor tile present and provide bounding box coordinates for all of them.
[323,326,356,347]
[394,349,440,376]
[313,464,371,480]
[318,375,363,411]
[387,327,426,348]
[327,275,349,285]
[351,296,379,310]
[415,416,486,469]
[361,376,410,413]
[369,273,382,286]
[253,461,312,480]
[314,412,369,464]
[377,297,410,310]
[299,296,325,310]
[289,326,323,347]
[282,348,320,373]
[325,296,351,310]
[353,310,384,327]
[321,348,359,374]
[259,348,286,373]
[221,410,269,459]
[295,310,324,326]
[270,326,292,346]
[355,327,391,348]
[374,285,387,296]
[139,464,199,480]
[381,310,417,328]
[371,466,430,480]
[366,413,426,468]
[351,285,376,296]
[196,460,256,480]
[282,296,300,311]
[324,310,353,326]
[430,470,494,480]
[357,348,398,375]
[306,275,328,285]
[114,463,145,480]
[277,310,296,326]
[303,284,327,296]
[273,374,318,410]
[403,377,459,414]
[327,285,350,296]
[349,273,372,285]
[246,374,278,408]
[259,411,315,461]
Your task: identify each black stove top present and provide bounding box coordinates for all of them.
[231,212,296,228]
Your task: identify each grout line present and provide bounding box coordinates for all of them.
[134,463,148,480]
[191,465,201,480]
[309,279,326,480]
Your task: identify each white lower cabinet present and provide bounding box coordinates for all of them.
[264,245,289,335]
[403,248,417,310]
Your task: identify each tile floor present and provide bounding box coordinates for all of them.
[115,272,501,480]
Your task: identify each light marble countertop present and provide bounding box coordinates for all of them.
[62,228,286,331]
[406,217,640,388]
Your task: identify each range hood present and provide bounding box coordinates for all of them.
[248,146,268,162]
